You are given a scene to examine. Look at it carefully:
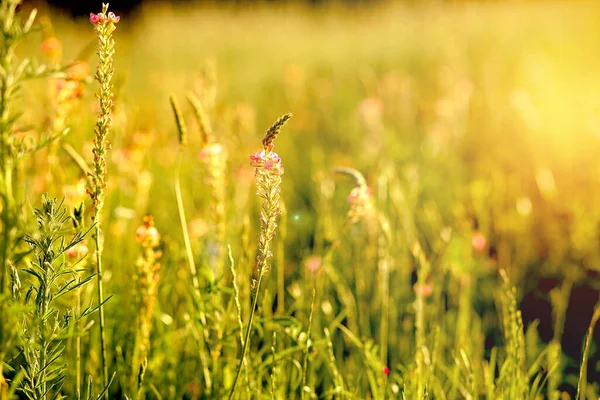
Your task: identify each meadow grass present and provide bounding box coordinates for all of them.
[1,0,600,398]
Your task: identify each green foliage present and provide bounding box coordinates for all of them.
[1,1,600,399]
[19,195,94,399]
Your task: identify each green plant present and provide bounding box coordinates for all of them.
[88,4,120,393]
[0,0,65,293]
[19,195,94,399]
[229,113,291,399]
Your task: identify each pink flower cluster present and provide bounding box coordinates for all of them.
[66,242,88,259]
[249,150,284,175]
[89,11,120,25]
[472,231,486,252]
[304,255,322,273]
[136,217,160,248]
[413,282,433,298]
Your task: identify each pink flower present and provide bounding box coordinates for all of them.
[413,283,433,298]
[89,13,104,24]
[66,243,88,259]
[249,150,284,175]
[90,11,119,25]
[136,217,160,247]
[107,12,120,23]
[249,150,266,166]
[383,366,390,375]
[304,256,322,273]
[472,232,486,252]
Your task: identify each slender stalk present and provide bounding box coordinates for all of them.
[175,154,203,294]
[170,93,214,392]
[89,6,121,396]
[76,285,82,399]
[93,223,109,396]
[230,113,290,399]
[576,297,600,400]
[413,241,429,397]
[39,304,48,400]
[300,288,316,399]
[174,151,212,392]
[229,272,265,399]
[270,331,277,400]
[229,246,251,393]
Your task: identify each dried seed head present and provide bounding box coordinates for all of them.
[187,92,213,145]
[333,167,373,223]
[333,167,367,187]
[169,94,188,147]
[262,113,292,152]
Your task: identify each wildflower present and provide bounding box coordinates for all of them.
[107,12,120,23]
[136,217,160,248]
[229,113,292,397]
[132,215,161,394]
[304,256,322,273]
[66,242,88,259]
[413,282,433,298]
[89,13,104,24]
[90,11,120,25]
[472,231,486,252]
[383,366,390,375]
[249,150,284,176]
[40,37,62,60]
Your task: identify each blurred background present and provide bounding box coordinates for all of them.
[17,0,600,396]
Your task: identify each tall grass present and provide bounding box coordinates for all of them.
[1,0,600,398]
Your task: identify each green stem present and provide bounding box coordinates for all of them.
[0,28,14,295]
[38,278,50,400]
[0,204,13,292]
[229,271,265,400]
[175,153,202,294]
[174,151,212,392]
[94,222,109,399]
[76,284,82,399]
[300,288,316,399]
